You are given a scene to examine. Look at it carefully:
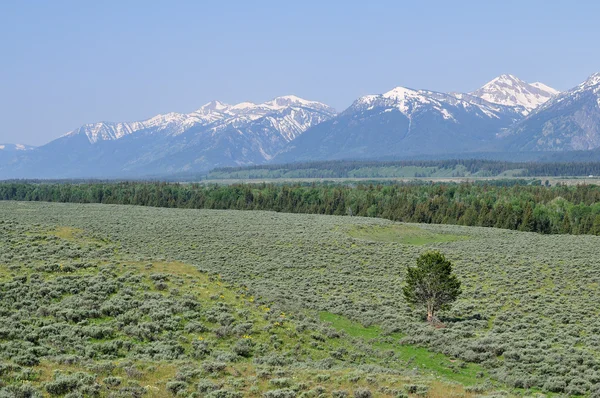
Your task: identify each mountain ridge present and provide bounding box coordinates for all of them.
[500,73,600,151]
[62,95,335,145]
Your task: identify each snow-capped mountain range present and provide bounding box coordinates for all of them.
[7,72,600,179]
[276,81,530,163]
[64,95,334,145]
[0,96,336,178]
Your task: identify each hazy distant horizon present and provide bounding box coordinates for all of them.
[2,0,599,146]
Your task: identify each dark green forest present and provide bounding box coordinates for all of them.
[2,181,600,235]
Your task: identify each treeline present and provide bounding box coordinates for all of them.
[3,181,600,235]
[209,159,600,179]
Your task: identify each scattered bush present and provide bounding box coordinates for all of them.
[262,389,297,398]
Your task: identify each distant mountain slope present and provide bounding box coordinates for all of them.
[276,84,524,163]
[0,143,36,169]
[0,96,335,178]
[470,74,558,113]
[500,73,600,151]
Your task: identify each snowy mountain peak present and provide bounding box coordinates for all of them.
[272,94,305,102]
[490,74,521,86]
[470,74,558,113]
[199,100,230,112]
[265,95,327,110]
[580,72,600,89]
[196,96,333,115]
[229,101,258,112]
[382,86,420,100]
[378,86,442,117]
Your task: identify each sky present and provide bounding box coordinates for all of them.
[1,0,600,146]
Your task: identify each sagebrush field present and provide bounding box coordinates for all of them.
[1,202,600,396]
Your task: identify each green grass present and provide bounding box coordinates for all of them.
[319,311,383,339]
[348,224,469,245]
[320,311,486,386]
[377,343,484,385]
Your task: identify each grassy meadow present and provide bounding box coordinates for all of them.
[1,201,600,396]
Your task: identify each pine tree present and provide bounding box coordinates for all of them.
[403,251,462,323]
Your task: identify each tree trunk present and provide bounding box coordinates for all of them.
[427,306,434,323]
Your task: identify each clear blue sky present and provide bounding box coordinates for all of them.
[2,0,599,146]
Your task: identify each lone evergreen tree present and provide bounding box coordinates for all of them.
[403,251,461,323]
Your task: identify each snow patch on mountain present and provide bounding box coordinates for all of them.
[0,144,35,151]
[530,82,560,95]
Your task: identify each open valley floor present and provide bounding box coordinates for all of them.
[1,202,600,396]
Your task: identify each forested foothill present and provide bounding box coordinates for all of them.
[2,202,600,396]
[207,159,600,179]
